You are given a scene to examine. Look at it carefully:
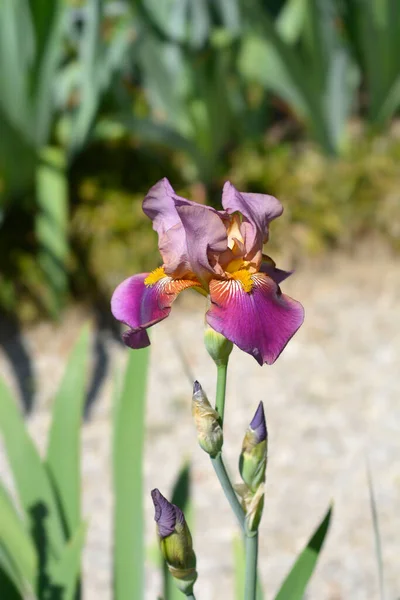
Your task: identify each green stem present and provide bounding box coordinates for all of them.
[215,362,228,424]
[244,532,258,600]
[185,593,196,600]
[211,453,245,532]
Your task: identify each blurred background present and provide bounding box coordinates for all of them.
[0,0,399,599]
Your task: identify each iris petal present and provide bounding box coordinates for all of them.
[222,182,283,260]
[259,257,292,284]
[143,179,190,277]
[111,273,198,348]
[143,178,228,280]
[175,203,228,284]
[206,273,304,365]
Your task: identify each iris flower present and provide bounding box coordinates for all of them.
[111,178,304,365]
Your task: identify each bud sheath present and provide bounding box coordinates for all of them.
[192,381,223,457]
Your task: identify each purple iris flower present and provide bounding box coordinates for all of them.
[111,178,304,365]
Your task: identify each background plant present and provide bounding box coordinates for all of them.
[1,0,400,321]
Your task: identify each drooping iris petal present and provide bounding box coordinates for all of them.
[111,272,198,348]
[175,202,228,284]
[122,328,151,349]
[222,182,283,260]
[206,273,304,365]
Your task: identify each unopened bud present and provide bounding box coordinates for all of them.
[204,325,233,366]
[151,489,197,595]
[239,402,267,492]
[192,381,223,457]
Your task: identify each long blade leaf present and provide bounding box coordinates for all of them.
[0,547,24,600]
[274,504,332,600]
[48,522,87,600]
[113,347,149,600]
[367,463,385,600]
[35,146,69,317]
[0,482,37,596]
[0,378,65,558]
[46,325,90,536]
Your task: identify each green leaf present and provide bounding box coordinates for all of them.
[0,377,65,559]
[324,47,359,152]
[367,463,386,600]
[0,105,37,198]
[113,348,150,600]
[0,544,24,600]
[239,1,344,154]
[35,146,69,318]
[67,0,102,156]
[48,522,87,600]
[341,0,400,125]
[233,536,263,600]
[0,482,37,596]
[274,504,333,600]
[31,0,64,145]
[46,325,90,536]
[276,0,307,44]
[0,0,33,140]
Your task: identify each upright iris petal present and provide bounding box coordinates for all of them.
[143,178,190,277]
[174,202,228,284]
[222,181,283,262]
[111,178,304,365]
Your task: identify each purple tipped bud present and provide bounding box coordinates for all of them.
[239,402,268,493]
[151,489,197,595]
[193,380,202,395]
[249,401,267,443]
[151,489,184,539]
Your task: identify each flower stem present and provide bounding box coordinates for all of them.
[215,362,228,424]
[244,531,258,600]
[185,593,196,600]
[211,453,245,532]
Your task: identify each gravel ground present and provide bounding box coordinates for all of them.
[0,254,399,600]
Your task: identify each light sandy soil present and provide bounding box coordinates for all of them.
[0,254,399,600]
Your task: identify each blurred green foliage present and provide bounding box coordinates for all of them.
[229,128,400,256]
[67,128,400,292]
[1,0,400,320]
[2,128,400,321]
[0,327,151,599]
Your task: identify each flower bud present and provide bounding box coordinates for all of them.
[239,402,267,493]
[204,324,233,366]
[192,381,223,457]
[151,489,197,595]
